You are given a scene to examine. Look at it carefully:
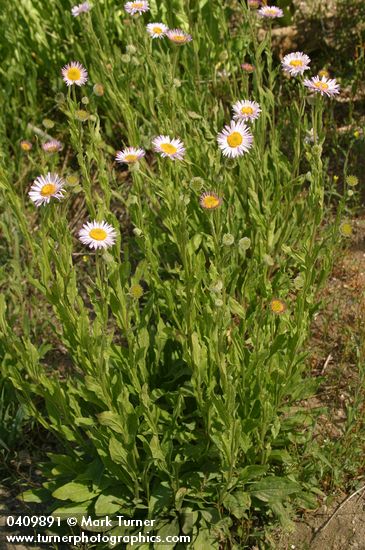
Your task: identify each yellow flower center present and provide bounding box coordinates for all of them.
[318,70,329,78]
[271,299,285,313]
[241,106,254,115]
[21,142,31,151]
[289,59,303,67]
[171,35,187,42]
[314,81,329,90]
[124,154,138,162]
[89,228,107,241]
[47,145,59,152]
[267,8,276,14]
[160,143,177,155]
[153,26,163,34]
[132,2,144,7]
[202,195,220,209]
[67,67,82,81]
[40,183,57,197]
[227,132,243,148]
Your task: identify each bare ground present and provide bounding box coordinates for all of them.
[276,216,365,550]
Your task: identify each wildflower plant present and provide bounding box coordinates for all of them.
[0,0,351,546]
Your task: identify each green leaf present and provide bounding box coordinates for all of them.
[248,477,301,503]
[109,437,128,464]
[193,527,219,549]
[157,519,180,550]
[238,465,268,483]
[52,501,92,519]
[97,411,125,434]
[20,488,50,504]
[223,491,251,519]
[187,111,202,119]
[149,482,173,516]
[228,297,246,318]
[52,481,96,503]
[94,491,124,516]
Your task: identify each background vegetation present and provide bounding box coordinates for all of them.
[0,0,364,548]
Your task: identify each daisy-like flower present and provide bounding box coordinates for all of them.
[232,100,261,122]
[116,147,145,164]
[147,22,168,38]
[78,220,117,250]
[281,52,311,76]
[124,1,149,15]
[166,29,192,44]
[217,120,253,158]
[71,2,92,16]
[303,75,340,97]
[200,192,222,210]
[152,135,185,160]
[20,140,32,152]
[61,61,88,86]
[270,298,287,315]
[42,139,62,153]
[28,173,65,207]
[258,5,283,18]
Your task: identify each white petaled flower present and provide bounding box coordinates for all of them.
[217,120,253,158]
[281,52,311,76]
[79,221,117,250]
[152,135,185,160]
[124,1,150,15]
[71,2,92,16]
[303,75,340,97]
[146,22,168,38]
[166,29,192,44]
[116,147,145,164]
[42,139,63,153]
[28,173,66,207]
[232,100,261,122]
[258,5,283,18]
[61,61,88,86]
